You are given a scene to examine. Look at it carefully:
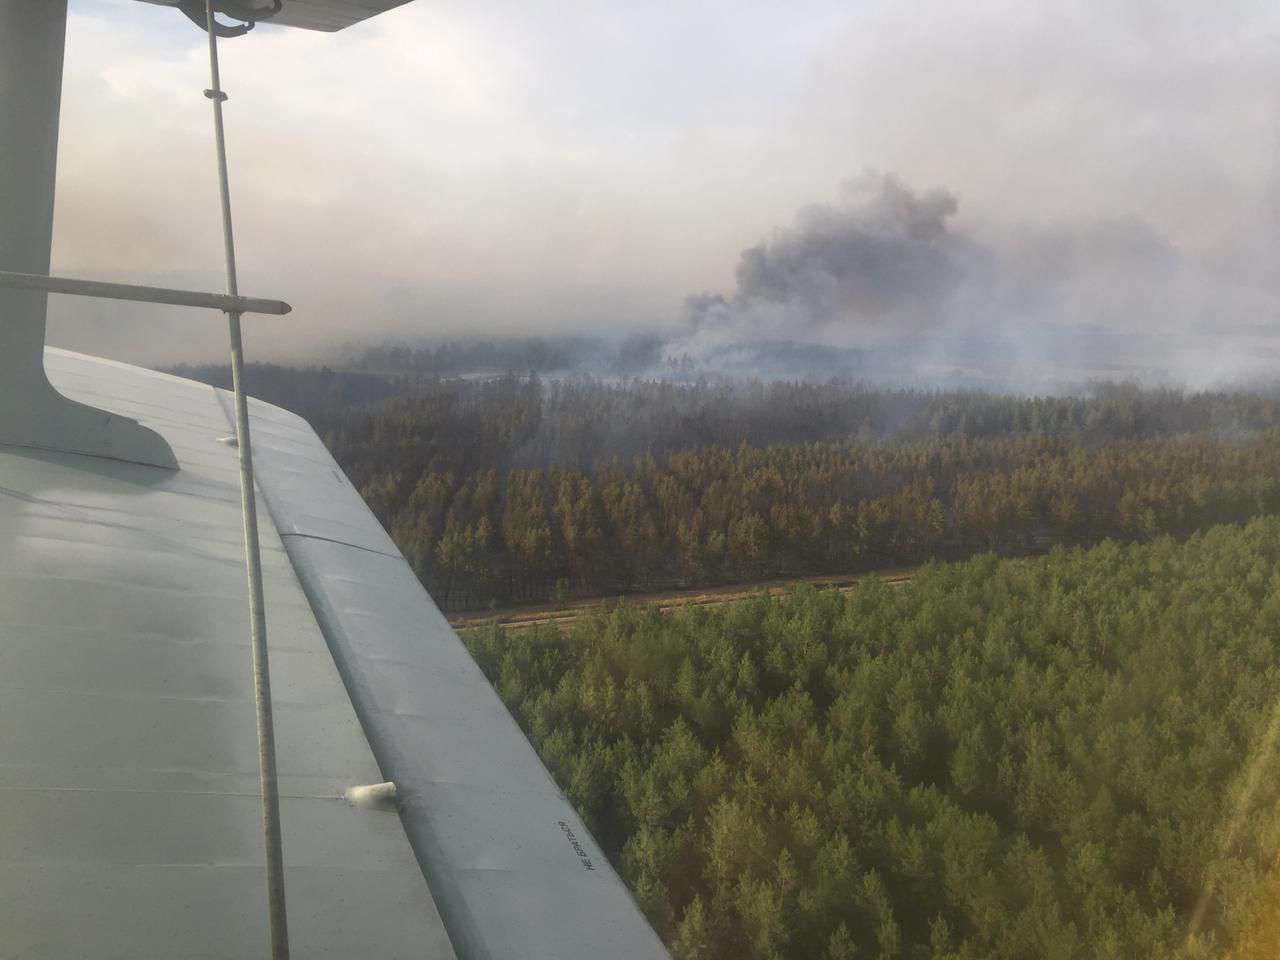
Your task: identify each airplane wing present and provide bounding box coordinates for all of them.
[134,0,417,33]
[0,348,668,959]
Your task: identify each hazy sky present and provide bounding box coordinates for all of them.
[47,1,1280,380]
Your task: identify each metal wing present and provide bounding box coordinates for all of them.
[0,348,669,959]
[134,0,416,33]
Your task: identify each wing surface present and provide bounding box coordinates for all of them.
[2,348,668,959]
[134,0,416,33]
[0,349,455,958]
[231,387,672,960]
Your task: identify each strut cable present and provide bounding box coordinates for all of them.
[201,3,291,958]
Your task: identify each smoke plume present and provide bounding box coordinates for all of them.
[662,175,1280,390]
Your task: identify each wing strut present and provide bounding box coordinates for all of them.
[201,5,292,957]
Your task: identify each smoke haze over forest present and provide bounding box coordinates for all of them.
[325,172,1280,391]
[658,174,1280,389]
[46,1,1280,390]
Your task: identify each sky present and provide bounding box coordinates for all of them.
[45,0,1280,387]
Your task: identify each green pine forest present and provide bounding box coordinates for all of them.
[171,363,1280,957]
[464,524,1280,959]
[171,368,1280,617]
[313,376,1280,611]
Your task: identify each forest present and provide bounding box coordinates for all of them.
[363,429,1280,609]
[169,364,1280,610]
[168,359,1280,955]
[463,520,1280,959]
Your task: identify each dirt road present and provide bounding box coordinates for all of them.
[448,568,914,633]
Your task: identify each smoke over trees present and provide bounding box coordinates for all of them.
[691,176,970,330]
[662,174,1279,388]
[145,170,1280,391]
